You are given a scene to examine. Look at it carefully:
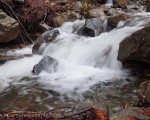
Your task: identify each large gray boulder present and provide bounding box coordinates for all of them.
[32,56,58,74]
[0,9,20,43]
[77,18,106,37]
[118,25,150,66]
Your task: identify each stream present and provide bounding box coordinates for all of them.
[0,11,150,114]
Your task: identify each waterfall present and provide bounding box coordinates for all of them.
[0,13,150,96]
[106,0,113,4]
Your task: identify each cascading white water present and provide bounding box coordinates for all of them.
[0,13,150,97]
[106,0,112,4]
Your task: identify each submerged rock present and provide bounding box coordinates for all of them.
[0,9,20,43]
[32,29,60,54]
[77,18,106,37]
[118,25,150,72]
[32,56,58,74]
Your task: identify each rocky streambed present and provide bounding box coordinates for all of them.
[0,0,150,119]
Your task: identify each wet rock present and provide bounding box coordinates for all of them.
[140,81,150,103]
[53,11,80,27]
[146,0,150,12]
[32,29,60,54]
[110,107,150,120]
[0,9,20,43]
[107,14,129,28]
[104,8,125,16]
[73,1,82,11]
[87,8,105,18]
[77,18,106,37]
[32,56,58,74]
[118,25,150,65]
[113,0,127,9]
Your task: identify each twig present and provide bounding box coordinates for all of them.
[45,107,75,115]
[106,105,110,120]
[58,107,93,119]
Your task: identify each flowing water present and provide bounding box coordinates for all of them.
[0,12,150,113]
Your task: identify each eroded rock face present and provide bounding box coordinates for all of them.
[118,25,150,65]
[113,0,127,9]
[32,29,60,54]
[0,9,20,43]
[77,18,106,37]
[32,56,58,74]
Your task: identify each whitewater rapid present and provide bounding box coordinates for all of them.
[0,12,150,96]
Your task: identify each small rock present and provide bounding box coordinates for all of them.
[73,1,82,11]
[32,56,58,74]
[105,8,125,16]
[87,8,105,18]
[113,0,127,9]
[107,14,129,28]
[53,11,80,27]
[140,81,150,103]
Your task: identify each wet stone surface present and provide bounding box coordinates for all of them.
[0,77,140,114]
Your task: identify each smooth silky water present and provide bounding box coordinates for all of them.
[0,12,150,113]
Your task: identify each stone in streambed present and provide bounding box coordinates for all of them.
[107,14,129,29]
[77,18,106,37]
[118,25,150,65]
[113,0,127,9]
[140,81,150,104]
[32,29,60,54]
[52,11,81,27]
[87,8,106,18]
[32,56,58,74]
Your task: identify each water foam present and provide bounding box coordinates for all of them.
[0,13,149,96]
